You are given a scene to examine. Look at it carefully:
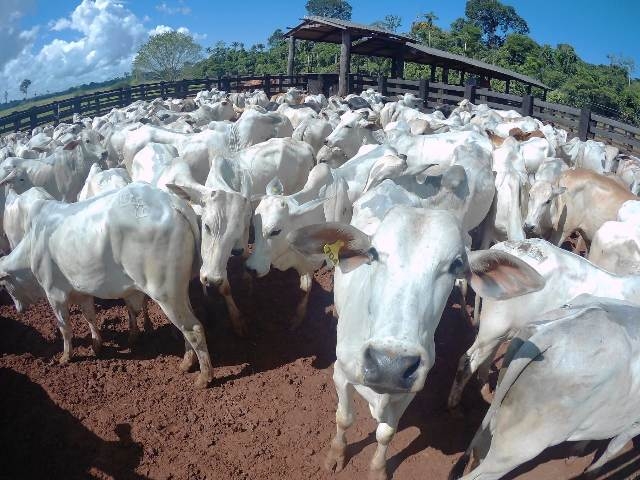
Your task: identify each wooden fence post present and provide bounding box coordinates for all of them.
[419,79,429,108]
[124,86,132,105]
[181,79,189,98]
[94,95,100,116]
[377,75,387,96]
[118,87,124,107]
[264,74,271,98]
[521,94,534,117]
[53,103,60,126]
[73,97,82,114]
[140,84,146,100]
[29,108,37,131]
[578,105,592,141]
[13,114,20,132]
[464,84,476,103]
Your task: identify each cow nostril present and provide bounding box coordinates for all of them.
[231,248,244,256]
[403,357,421,379]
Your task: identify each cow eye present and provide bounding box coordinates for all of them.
[344,124,352,129]
[270,229,282,237]
[449,256,465,275]
[203,224,211,234]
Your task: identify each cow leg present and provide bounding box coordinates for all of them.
[325,365,355,473]
[124,293,149,345]
[291,273,312,330]
[448,338,502,410]
[455,279,473,327]
[157,299,213,388]
[369,394,414,480]
[50,301,72,364]
[586,424,640,473]
[77,296,102,355]
[219,280,248,337]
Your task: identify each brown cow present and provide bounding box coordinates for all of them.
[524,168,637,246]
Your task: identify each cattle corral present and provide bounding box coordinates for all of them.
[2,79,640,480]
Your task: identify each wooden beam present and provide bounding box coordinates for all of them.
[287,36,296,76]
[338,30,351,96]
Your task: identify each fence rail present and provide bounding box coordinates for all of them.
[2,73,639,155]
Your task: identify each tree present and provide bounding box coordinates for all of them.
[464,0,529,48]
[305,0,352,20]
[372,14,402,33]
[608,53,636,86]
[267,29,285,48]
[412,12,439,47]
[19,79,31,99]
[132,31,202,82]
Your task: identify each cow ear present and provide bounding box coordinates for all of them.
[239,170,252,199]
[290,197,326,216]
[63,139,81,150]
[266,176,284,196]
[165,183,211,205]
[287,222,377,273]
[466,250,545,300]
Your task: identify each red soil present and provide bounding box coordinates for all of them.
[1,259,638,479]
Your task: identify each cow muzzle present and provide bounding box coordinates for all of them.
[361,342,427,393]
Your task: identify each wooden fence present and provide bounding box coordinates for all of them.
[2,73,639,155]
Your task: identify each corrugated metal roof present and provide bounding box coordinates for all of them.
[285,16,550,90]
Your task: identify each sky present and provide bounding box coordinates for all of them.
[1,0,638,101]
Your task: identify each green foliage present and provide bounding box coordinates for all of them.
[372,15,402,33]
[19,79,31,99]
[464,0,529,47]
[133,31,202,82]
[305,0,352,20]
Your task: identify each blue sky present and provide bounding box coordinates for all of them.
[1,0,638,101]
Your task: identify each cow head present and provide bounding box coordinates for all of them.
[288,207,544,394]
[167,171,252,290]
[317,111,378,167]
[0,235,44,313]
[246,188,327,277]
[523,181,566,237]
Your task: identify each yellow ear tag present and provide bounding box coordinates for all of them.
[323,240,345,268]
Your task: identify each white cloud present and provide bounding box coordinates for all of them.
[148,24,207,42]
[156,2,191,15]
[1,0,206,101]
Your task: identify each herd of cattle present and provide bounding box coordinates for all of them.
[2,85,640,479]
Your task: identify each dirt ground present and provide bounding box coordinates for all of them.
[1,257,639,480]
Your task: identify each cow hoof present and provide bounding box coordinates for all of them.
[324,450,346,473]
[231,317,249,337]
[194,373,210,389]
[289,313,305,331]
[448,405,464,419]
[59,353,71,364]
[179,350,197,372]
[128,330,141,347]
[368,466,388,480]
[480,384,494,404]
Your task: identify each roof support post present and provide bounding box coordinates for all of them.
[430,64,436,82]
[521,94,534,117]
[525,84,532,95]
[287,36,296,76]
[377,75,387,96]
[542,89,547,101]
[505,79,510,94]
[419,79,429,108]
[391,55,404,79]
[460,71,465,86]
[442,67,449,85]
[338,30,351,97]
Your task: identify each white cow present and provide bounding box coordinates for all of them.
[316,110,381,167]
[454,296,640,480]
[588,200,640,274]
[448,238,640,410]
[286,187,543,480]
[77,164,131,201]
[167,139,315,336]
[292,117,333,155]
[0,183,212,387]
